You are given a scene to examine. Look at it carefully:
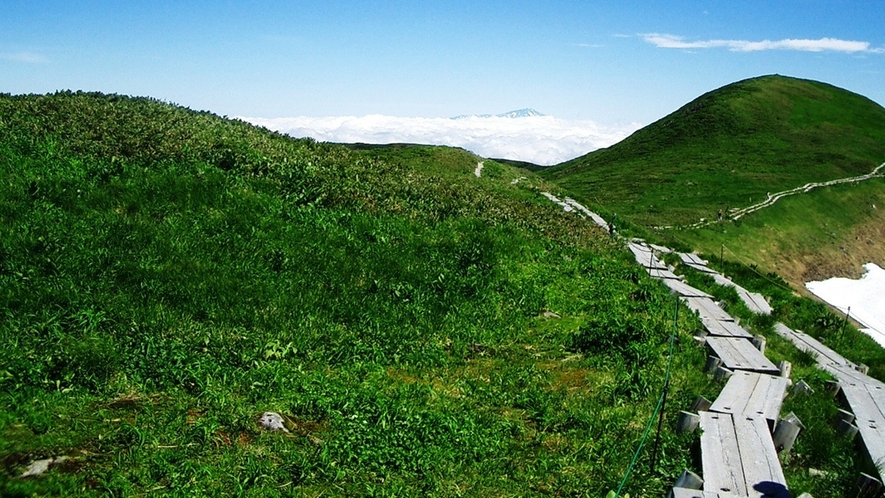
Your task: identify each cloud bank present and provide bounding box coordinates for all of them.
[241,114,640,166]
[0,51,49,63]
[644,34,875,53]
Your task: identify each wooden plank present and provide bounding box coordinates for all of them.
[709,371,788,423]
[680,253,709,266]
[732,414,789,497]
[686,263,717,274]
[829,366,885,482]
[662,279,713,298]
[735,288,773,315]
[685,297,734,323]
[706,337,780,374]
[670,488,736,498]
[773,323,852,367]
[700,412,746,496]
[628,243,667,269]
[649,243,672,254]
[700,412,788,498]
[647,266,681,280]
[712,273,734,287]
[701,318,753,339]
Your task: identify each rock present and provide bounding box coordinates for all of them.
[20,456,69,478]
[541,310,561,319]
[259,412,290,432]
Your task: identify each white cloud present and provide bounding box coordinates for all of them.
[240,114,641,166]
[0,51,49,63]
[644,33,872,53]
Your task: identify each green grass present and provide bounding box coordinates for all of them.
[0,91,715,496]
[655,178,885,288]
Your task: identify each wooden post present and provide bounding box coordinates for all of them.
[836,420,859,440]
[705,355,722,373]
[856,473,885,498]
[857,363,870,375]
[673,469,703,489]
[835,408,856,426]
[714,366,733,381]
[676,411,701,434]
[752,335,766,354]
[649,378,670,474]
[690,396,712,412]
[778,360,792,380]
[792,380,814,394]
[773,415,802,455]
[825,379,841,396]
[839,306,851,340]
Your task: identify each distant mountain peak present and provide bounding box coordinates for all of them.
[451,108,545,119]
[497,108,545,118]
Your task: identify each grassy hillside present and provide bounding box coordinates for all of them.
[541,75,885,228]
[0,91,714,496]
[662,178,885,286]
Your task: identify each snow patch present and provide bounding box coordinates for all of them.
[806,263,885,347]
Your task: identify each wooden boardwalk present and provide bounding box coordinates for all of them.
[701,318,753,339]
[772,323,854,368]
[662,278,713,298]
[706,337,780,375]
[628,242,668,269]
[774,322,885,484]
[699,412,789,498]
[709,371,788,424]
[680,253,773,315]
[685,297,735,323]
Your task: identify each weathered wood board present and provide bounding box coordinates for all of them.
[680,253,709,266]
[774,322,885,483]
[649,243,672,254]
[669,488,740,498]
[701,318,753,339]
[647,267,681,280]
[829,365,885,483]
[628,243,667,269]
[710,371,788,423]
[706,337,780,374]
[685,297,734,323]
[662,278,713,298]
[773,323,853,367]
[685,263,717,274]
[735,288,773,315]
[700,412,788,497]
[712,273,734,287]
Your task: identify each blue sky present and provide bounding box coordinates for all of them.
[2,1,884,161]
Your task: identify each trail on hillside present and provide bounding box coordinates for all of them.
[662,162,885,230]
[474,161,484,178]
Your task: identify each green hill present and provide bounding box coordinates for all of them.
[0,91,710,496]
[539,75,885,286]
[540,75,885,228]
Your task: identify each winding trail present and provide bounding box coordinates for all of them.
[663,161,885,230]
[537,192,885,493]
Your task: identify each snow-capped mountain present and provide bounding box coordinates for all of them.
[451,108,545,119]
[496,108,545,118]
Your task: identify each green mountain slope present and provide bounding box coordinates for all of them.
[540,75,885,228]
[1,92,709,496]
